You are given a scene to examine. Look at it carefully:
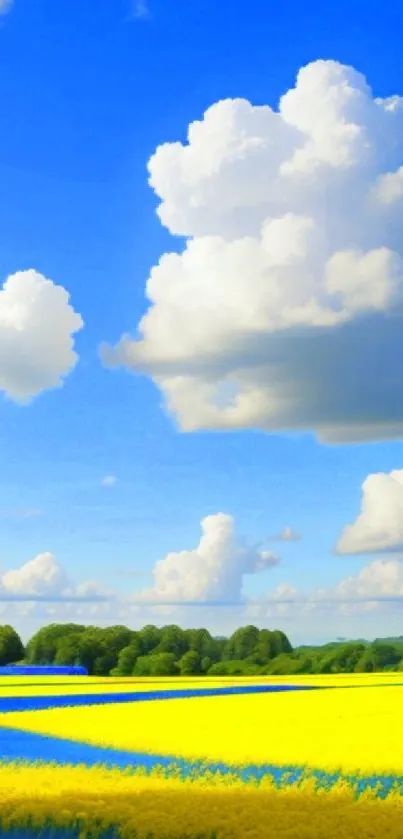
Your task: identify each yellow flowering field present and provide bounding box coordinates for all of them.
[0,671,401,696]
[1,675,403,837]
[2,680,403,775]
[0,676,246,697]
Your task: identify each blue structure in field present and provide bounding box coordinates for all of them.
[0,665,88,676]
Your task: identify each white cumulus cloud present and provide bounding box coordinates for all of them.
[0,270,83,403]
[247,557,403,624]
[3,544,403,643]
[137,512,279,603]
[336,469,403,554]
[0,553,71,598]
[0,553,109,601]
[333,558,403,601]
[102,59,403,443]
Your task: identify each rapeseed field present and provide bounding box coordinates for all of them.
[1,675,402,838]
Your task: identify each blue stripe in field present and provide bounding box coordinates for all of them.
[0,831,118,839]
[0,667,87,676]
[0,725,402,801]
[0,683,321,712]
[0,832,93,839]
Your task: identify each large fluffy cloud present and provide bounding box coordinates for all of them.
[102,59,403,443]
[137,512,279,602]
[0,270,83,402]
[336,469,403,554]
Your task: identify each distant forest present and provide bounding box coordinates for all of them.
[1,623,403,676]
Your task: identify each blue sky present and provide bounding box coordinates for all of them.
[1,0,403,643]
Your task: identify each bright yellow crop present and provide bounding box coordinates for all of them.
[1,761,403,839]
[3,683,403,775]
[0,677,246,697]
[0,672,401,696]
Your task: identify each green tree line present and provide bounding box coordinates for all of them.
[1,623,403,676]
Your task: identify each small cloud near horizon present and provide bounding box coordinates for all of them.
[132,0,149,18]
[101,475,117,488]
[0,0,13,16]
[0,593,112,603]
[0,508,45,520]
[270,527,302,542]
